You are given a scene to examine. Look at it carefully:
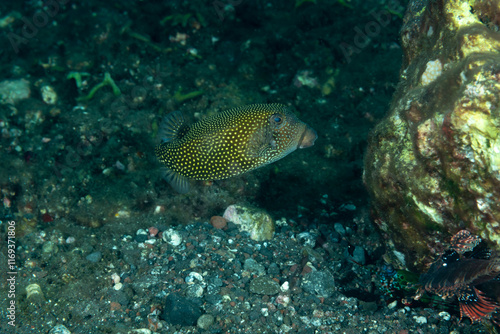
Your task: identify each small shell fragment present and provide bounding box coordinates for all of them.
[41,85,58,105]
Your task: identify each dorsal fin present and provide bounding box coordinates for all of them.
[158,110,189,143]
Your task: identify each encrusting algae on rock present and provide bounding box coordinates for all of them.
[155,103,317,193]
[364,0,500,270]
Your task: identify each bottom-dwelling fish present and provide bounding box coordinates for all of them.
[416,230,500,324]
[155,103,317,193]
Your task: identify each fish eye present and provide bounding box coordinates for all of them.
[270,114,283,124]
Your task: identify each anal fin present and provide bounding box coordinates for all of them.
[160,167,190,194]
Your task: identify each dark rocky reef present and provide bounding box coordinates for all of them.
[364,0,500,270]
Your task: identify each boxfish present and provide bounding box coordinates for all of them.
[155,103,317,193]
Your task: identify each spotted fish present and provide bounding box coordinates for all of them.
[155,103,317,193]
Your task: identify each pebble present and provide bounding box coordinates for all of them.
[85,251,102,263]
[42,241,57,254]
[267,262,280,276]
[342,296,358,310]
[438,311,451,321]
[135,229,148,243]
[185,271,205,285]
[339,203,356,211]
[65,237,75,244]
[387,300,398,309]
[186,284,204,298]
[276,294,291,307]
[244,258,266,276]
[333,223,346,236]
[162,228,183,246]
[297,231,317,247]
[128,330,152,334]
[197,314,215,330]
[162,293,202,326]
[111,273,120,284]
[41,85,57,104]
[249,276,281,295]
[48,324,71,334]
[114,209,130,218]
[223,204,275,241]
[26,283,44,304]
[109,289,130,308]
[413,315,427,324]
[351,245,366,265]
[154,205,164,214]
[210,215,227,229]
[261,307,269,316]
[301,270,336,298]
[0,78,30,104]
[148,226,159,237]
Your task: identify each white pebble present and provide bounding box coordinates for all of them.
[48,324,71,334]
[114,209,130,218]
[111,273,120,284]
[136,228,147,236]
[185,271,205,285]
[387,300,397,309]
[113,282,123,290]
[439,311,451,321]
[154,205,163,214]
[162,228,182,246]
[128,329,152,334]
[413,315,427,324]
[41,85,57,104]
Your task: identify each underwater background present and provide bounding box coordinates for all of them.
[1,0,499,333]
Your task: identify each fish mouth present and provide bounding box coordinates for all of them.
[298,125,317,149]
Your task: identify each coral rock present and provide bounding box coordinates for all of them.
[364,0,500,270]
[223,204,275,241]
